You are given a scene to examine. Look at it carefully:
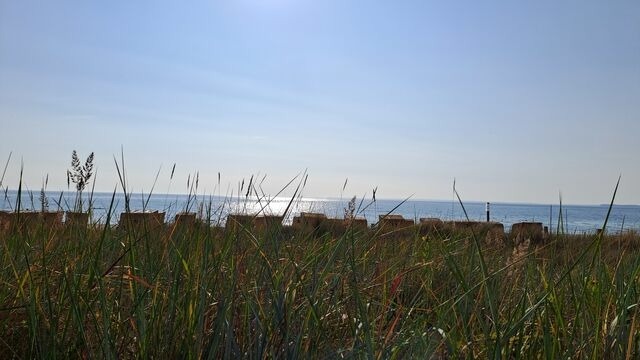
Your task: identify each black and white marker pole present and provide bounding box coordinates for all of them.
[486,202,490,222]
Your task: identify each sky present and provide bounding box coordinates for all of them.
[0,0,639,204]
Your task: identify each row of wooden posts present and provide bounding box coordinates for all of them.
[0,211,89,232]
[285,213,548,243]
[0,210,549,243]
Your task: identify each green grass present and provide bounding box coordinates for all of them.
[1,175,640,358]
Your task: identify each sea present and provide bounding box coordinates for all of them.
[1,190,639,234]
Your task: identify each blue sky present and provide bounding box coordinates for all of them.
[1,0,639,204]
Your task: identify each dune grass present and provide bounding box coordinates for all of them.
[1,171,640,358]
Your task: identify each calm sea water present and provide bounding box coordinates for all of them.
[2,190,639,234]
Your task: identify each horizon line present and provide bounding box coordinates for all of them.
[1,188,636,208]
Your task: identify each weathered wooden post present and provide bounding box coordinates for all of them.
[118,211,165,237]
[65,211,90,230]
[172,212,198,236]
[0,211,11,234]
[253,215,283,233]
[225,214,253,234]
[511,222,544,245]
[292,212,327,236]
[378,214,415,238]
[41,211,63,230]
